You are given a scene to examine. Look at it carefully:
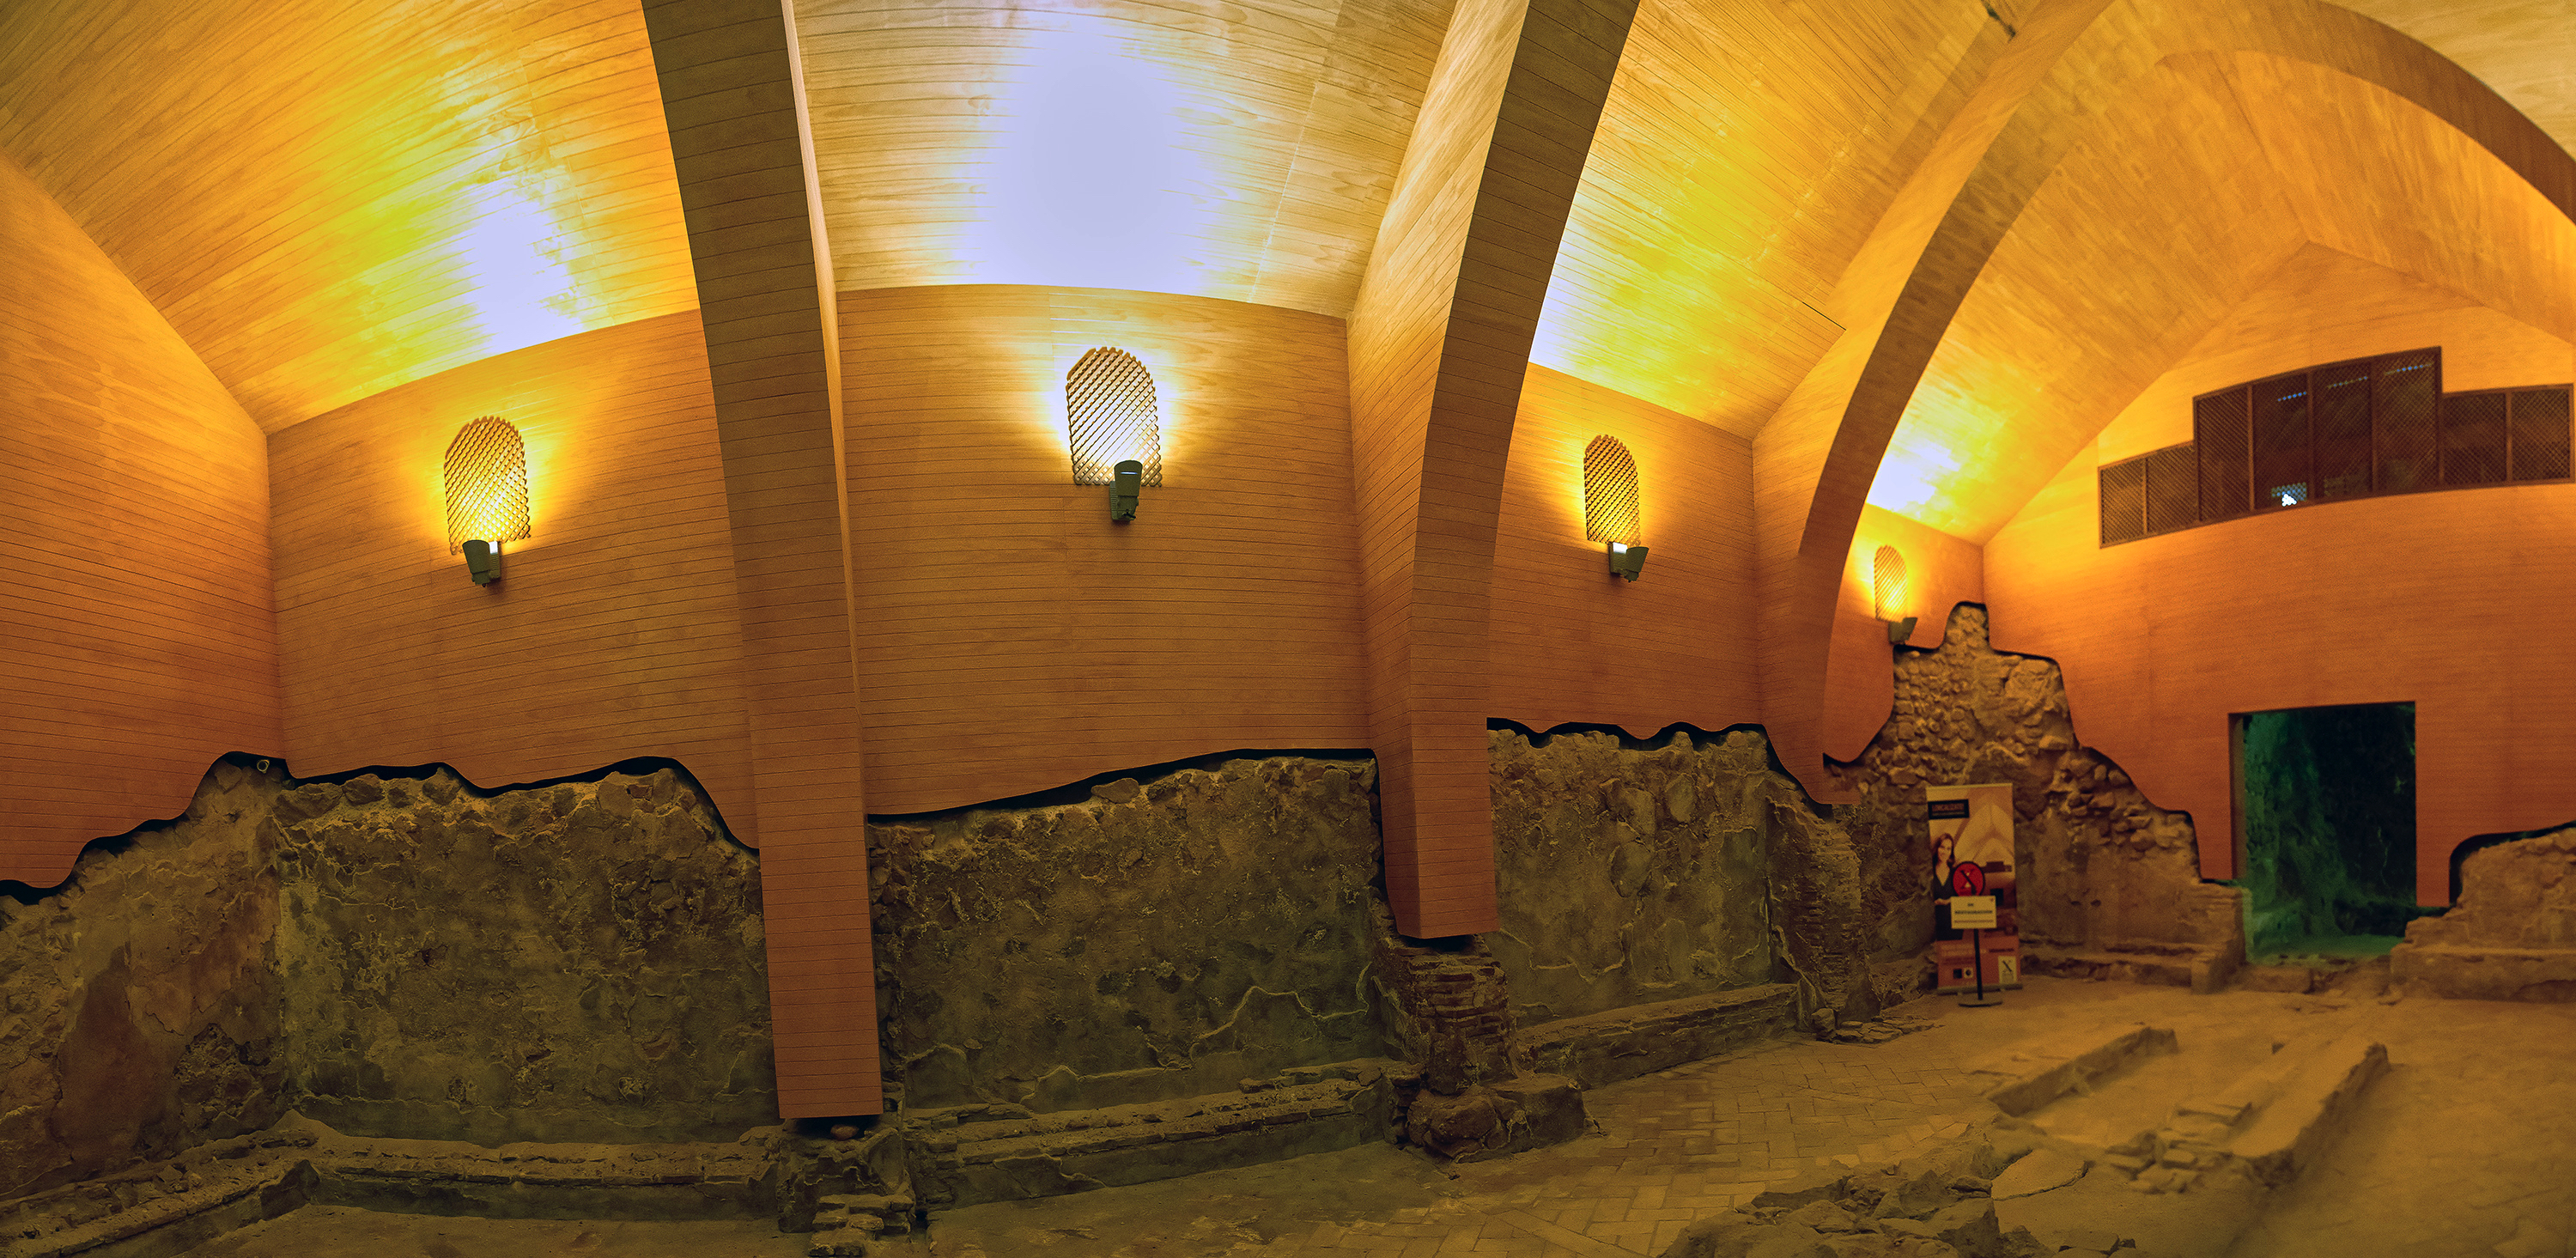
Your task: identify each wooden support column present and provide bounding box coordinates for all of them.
[1347,0,1638,939]
[641,0,878,1117]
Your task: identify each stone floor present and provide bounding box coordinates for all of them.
[183,976,2576,1258]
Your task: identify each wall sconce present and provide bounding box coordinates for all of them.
[1873,545,1913,643]
[463,539,502,586]
[444,416,531,588]
[1068,348,1162,523]
[1110,460,1142,522]
[1583,435,1643,583]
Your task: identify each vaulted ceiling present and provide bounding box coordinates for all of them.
[0,0,700,433]
[2,0,2569,544]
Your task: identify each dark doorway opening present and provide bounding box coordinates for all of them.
[2233,702,2432,961]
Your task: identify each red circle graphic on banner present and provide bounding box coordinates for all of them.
[1950,862,1986,896]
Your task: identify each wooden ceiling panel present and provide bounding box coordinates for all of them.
[1880,60,2309,543]
[793,0,1451,316]
[1529,0,2005,435]
[2227,51,2576,344]
[0,0,700,433]
[2334,0,2576,159]
[1872,41,2576,546]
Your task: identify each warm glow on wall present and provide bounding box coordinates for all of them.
[963,21,1216,295]
[444,417,532,556]
[1066,348,1163,486]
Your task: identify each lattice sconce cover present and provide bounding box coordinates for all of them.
[1583,436,1641,544]
[1872,546,1907,619]
[1066,348,1163,489]
[1583,436,1647,580]
[444,416,530,585]
[1873,545,1915,643]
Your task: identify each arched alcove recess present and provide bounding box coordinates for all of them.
[1750,0,2576,805]
[1345,0,1640,938]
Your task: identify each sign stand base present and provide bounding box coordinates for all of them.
[1958,927,2003,1008]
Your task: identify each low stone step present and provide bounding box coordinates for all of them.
[2223,1030,2388,1188]
[2071,1028,2388,1196]
[1967,1023,2178,1117]
[0,1128,318,1258]
[1516,982,1798,1089]
[907,1062,1413,1208]
[2019,945,2238,994]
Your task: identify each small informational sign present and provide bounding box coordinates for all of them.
[1949,895,1998,929]
[1996,954,2019,986]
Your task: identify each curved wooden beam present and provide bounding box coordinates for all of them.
[641,0,879,1119]
[1753,0,2576,803]
[1346,0,1638,938]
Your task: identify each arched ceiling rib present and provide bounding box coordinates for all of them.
[1742,0,2576,801]
[1874,50,2576,544]
[2334,0,2576,159]
[1529,0,2008,436]
[0,0,701,434]
[790,0,1454,314]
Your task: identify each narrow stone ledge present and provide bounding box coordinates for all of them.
[1,1131,318,1258]
[2388,943,2576,1001]
[908,1061,1414,1208]
[1516,982,1800,1089]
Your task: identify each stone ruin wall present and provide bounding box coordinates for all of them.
[2394,823,2576,1001]
[1488,726,1907,1033]
[1832,605,2244,969]
[0,757,775,1200]
[864,757,1395,1115]
[271,767,774,1145]
[0,760,283,1200]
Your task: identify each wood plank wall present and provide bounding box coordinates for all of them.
[1485,366,1757,733]
[1345,0,1639,939]
[641,0,879,1119]
[1988,268,2576,903]
[0,152,282,887]
[839,285,1370,814]
[1749,0,2576,809]
[268,312,752,809]
[1820,507,1985,763]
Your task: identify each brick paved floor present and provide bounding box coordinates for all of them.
[903,990,2001,1258]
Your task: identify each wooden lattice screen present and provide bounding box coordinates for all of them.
[2509,387,2573,481]
[2101,350,2569,547]
[2196,386,2252,523]
[442,416,531,555]
[2312,359,2373,501]
[2439,392,2508,487]
[1066,348,1163,487]
[2251,370,2314,507]
[1582,435,1641,544]
[2098,456,2148,545]
[2373,349,2440,493]
[2144,444,2198,536]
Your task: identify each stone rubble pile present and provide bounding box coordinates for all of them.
[1655,1120,2200,1258]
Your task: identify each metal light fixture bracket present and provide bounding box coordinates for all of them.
[1110,460,1143,522]
[1607,541,1648,581]
[464,539,503,586]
